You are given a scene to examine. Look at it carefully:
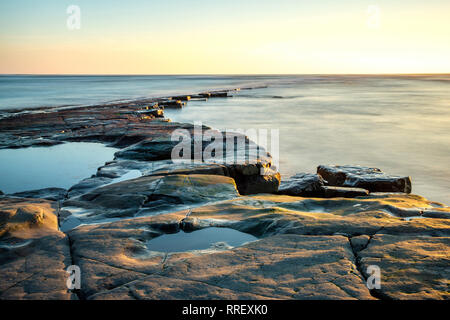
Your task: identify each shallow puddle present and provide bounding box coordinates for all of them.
[146,227,258,253]
[0,142,118,193]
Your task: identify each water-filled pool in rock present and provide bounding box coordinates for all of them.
[146,227,258,253]
[0,142,118,194]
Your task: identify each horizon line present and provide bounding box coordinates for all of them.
[1,73,450,76]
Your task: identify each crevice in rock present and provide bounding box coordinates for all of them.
[66,234,85,300]
[347,229,392,300]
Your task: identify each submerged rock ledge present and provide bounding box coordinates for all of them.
[0,88,449,300]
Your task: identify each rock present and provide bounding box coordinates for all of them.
[159,100,184,108]
[358,234,450,299]
[61,174,240,227]
[234,169,281,195]
[321,186,369,198]
[183,193,450,238]
[277,173,325,197]
[0,190,3,195]
[350,235,370,253]
[422,210,450,219]
[0,197,72,299]
[135,109,164,118]
[114,138,178,161]
[2,87,449,301]
[317,165,412,193]
[68,214,373,300]
[10,188,67,201]
[210,91,229,98]
[170,95,191,101]
[67,176,114,198]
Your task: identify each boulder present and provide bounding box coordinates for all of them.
[277,173,325,197]
[317,165,412,193]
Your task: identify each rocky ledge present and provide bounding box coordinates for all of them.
[0,88,449,300]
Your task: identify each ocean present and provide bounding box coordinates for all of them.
[0,75,449,204]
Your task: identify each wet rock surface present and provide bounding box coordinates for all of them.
[10,188,67,201]
[317,165,412,193]
[0,88,449,300]
[278,173,325,197]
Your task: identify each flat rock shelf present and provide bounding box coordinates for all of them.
[0,87,449,300]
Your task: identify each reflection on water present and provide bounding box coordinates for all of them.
[146,227,258,253]
[0,142,118,194]
[165,75,450,205]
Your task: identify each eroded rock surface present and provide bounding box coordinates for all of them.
[357,234,450,299]
[317,165,412,193]
[64,193,450,300]
[0,197,72,299]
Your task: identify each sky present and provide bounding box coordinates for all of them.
[1,0,449,74]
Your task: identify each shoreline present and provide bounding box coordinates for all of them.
[0,86,449,300]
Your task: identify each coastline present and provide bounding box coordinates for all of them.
[0,87,449,300]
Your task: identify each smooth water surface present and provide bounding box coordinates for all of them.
[165,75,450,205]
[0,75,272,111]
[146,227,258,252]
[0,142,118,193]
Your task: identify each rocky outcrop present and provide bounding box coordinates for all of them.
[278,173,369,198]
[317,165,412,193]
[60,174,240,231]
[170,95,191,101]
[0,197,72,299]
[1,87,449,301]
[63,192,450,300]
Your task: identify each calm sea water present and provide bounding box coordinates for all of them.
[0,75,449,205]
[0,142,118,194]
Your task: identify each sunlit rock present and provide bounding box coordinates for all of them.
[317,165,412,193]
[0,197,72,299]
[277,173,325,197]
